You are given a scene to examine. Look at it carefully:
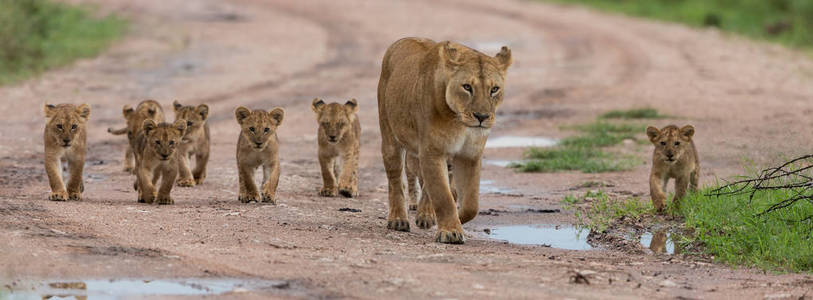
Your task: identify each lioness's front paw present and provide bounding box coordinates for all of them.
[436,229,466,244]
[49,191,68,201]
[387,218,410,232]
[319,187,337,197]
[338,186,357,198]
[261,193,276,204]
[177,178,196,187]
[68,191,82,201]
[415,212,436,229]
[141,193,156,204]
[239,192,259,203]
[156,195,174,205]
[194,176,205,185]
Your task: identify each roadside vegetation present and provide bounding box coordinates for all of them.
[544,0,813,49]
[0,0,125,84]
[563,190,654,233]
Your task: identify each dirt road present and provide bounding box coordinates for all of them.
[2,0,813,298]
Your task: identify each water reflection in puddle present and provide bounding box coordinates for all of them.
[3,278,287,299]
[485,136,557,148]
[483,160,514,167]
[488,225,593,250]
[640,230,676,255]
[479,180,518,195]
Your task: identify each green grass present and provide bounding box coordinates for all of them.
[680,185,813,272]
[544,0,813,49]
[0,0,125,84]
[566,190,654,233]
[600,108,666,120]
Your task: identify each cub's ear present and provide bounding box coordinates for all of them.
[496,46,512,72]
[173,100,183,111]
[646,126,661,143]
[680,125,695,139]
[344,98,358,114]
[196,104,209,120]
[269,107,285,125]
[76,103,91,120]
[311,98,325,113]
[234,106,251,124]
[43,103,57,118]
[146,106,157,117]
[143,119,157,135]
[123,105,134,117]
[440,41,463,68]
[173,119,187,134]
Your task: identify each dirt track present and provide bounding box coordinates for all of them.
[2,0,813,298]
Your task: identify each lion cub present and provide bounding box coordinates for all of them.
[172,100,210,187]
[43,103,90,201]
[234,106,285,204]
[136,119,186,204]
[107,100,164,173]
[311,98,361,198]
[646,125,700,213]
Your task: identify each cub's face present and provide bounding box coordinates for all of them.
[173,101,209,141]
[44,103,90,148]
[441,43,512,129]
[235,106,284,151]
[647,125,695,164]
[311,98,357,144]
[143,120,186,161]
[123,100,163,138]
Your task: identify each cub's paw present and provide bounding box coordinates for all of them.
[123,166,134,173]
[156,195,174,205]
[176,178,196,187]
[239,193,259,203]
[140,194,156,204]
[415,212,436,229]
[436,229,466,244]
[319,187,337,197]
[261,193,277,204]
[68,191,82,201]
[194,176,205,185]
[387,218,410,232]
[338,186,357,198]
[408,202,418,211]
[49,191,68,201]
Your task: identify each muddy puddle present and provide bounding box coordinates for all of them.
[2,278,288,299]
[483,159,514,167]
[485,136,557,148]
[487,225,593,250]
[480,180,521,196]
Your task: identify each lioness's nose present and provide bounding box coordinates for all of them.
[62,138,71,144]
[473,112,490,123]
[255,142,263,147]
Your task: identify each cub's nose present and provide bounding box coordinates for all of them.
[473,112,490,123]
[161,154,169,159]
[254,142,263,147]
[62,138,71,144]
[666,153,674,159]
[328,136,338,142]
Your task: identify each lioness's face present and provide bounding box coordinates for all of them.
[143,120,186,161]
[311,98,358,144]
[442,43,512,129]
[235,106,284,151]
[647,125,695,164]
[173,101,209,142]
[44,103,90,148]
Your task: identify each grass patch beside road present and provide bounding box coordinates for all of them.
[0,0,125,84]
[600,108,666,120]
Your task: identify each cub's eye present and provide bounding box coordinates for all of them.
[660,141,666,146]
[56,124,63,129]
[187,121,193,126]
[490,86,500,95]
[674,142,680,146]
[264,127,270,133]
[462,84,472,93]
[155,140,161,145]
[71,124,77,130]
[321,122,329,127]
[169,140,175,146]
[249,127,255,132]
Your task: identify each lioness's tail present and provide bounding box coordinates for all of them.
[108,127,128,135]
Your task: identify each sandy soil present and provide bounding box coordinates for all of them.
[2,0,813,298]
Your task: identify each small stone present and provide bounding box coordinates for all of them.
[659,280,678,287]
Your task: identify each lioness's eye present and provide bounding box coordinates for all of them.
[71,124,77,130]
[187,121,193,126]
[264,127,270,133]
[675,142,680,146]
[56,124,63,129]
[155,140,161,145]
[462,84,472,93]
[249,127,255,132]
[660,141,666,146]
[491,86,500,94]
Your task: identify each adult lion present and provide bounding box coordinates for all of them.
[377,37,512,244]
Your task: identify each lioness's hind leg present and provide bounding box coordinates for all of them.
[406,155,420,211]
[382,142,409,232]
[415,185,436,229]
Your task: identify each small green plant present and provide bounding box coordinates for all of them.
[570,190,654,232]
[600,108,665,119]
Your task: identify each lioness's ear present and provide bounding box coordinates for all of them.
[196,104,209,120]
[44,103,57,118]
[173,100,183,111]
[496,46,512,71]
[143,119,157,135]
[440,41,462,68]
[680,125,695,139]
[344,98,358,114]
[173,119,187,134]
[76,103,91,120]
[123,105,134,118]
[269,107,285,125]
[646,126,660,143]
[311,98,325,113]
[234,106,250,124]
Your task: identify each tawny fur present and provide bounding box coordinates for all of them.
[312,98,361,198]
[135,119,186,205]
[646,124,700,213]
[43,103,90,201]
[172,100,211,187]
[234,106,284,204]
[377,37,512,244]
[107,100,164,173]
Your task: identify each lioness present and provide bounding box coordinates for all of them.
[43,103,90,201]
[311,98,361,198]
[107,100,164,173]
[136,119,186,204]
[377,37,512,243]
[172,100,210,187]
[234,106,284,204]
[646,125,699,213]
